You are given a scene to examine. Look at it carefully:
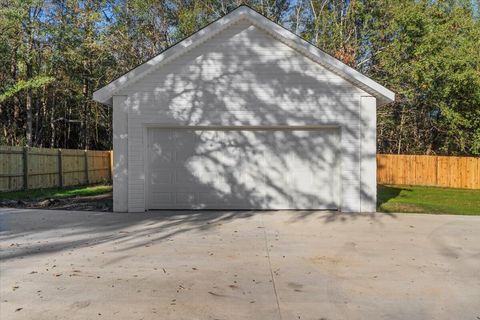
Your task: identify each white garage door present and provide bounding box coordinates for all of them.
[146,128,340,210]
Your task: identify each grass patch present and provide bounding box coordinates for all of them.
[378,184,480,215]
[0,184,112,201]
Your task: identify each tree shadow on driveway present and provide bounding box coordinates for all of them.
[0,208,396,261]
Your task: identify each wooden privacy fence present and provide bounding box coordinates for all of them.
[377,154,480,189]
[0,146,112,192]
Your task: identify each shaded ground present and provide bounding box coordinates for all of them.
[377,184,480,215]
[1,208,479,320]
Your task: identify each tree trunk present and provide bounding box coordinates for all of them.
[12,96,20,144]
[66,102,71,147]
[26,87,33,147]
[34,96,40,146]
[10,52,19,144]
[83,78,89,149]
[397,105,406,154]
[50,93,56,147]
[25,19,34,147]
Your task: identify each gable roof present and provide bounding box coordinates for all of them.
[93,5,395,106]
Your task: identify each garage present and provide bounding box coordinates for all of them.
[146,127,339,210]
[93,6,394,213]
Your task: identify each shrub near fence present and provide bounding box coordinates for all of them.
[377,154,480,189]
[0,146,112,192]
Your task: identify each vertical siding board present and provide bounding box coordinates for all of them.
[408,155,414,185]
[390,155,395,183]
[384,155,391,184]
[396,155,404,185]
[112,95,129,212]
[478,157,480,188]
[90,151,96,183]
[414,155,424,185]
[385,155,398,184]
[376,155,385,184]
[385,155,392,184]
[458,157,466,188]
[382,155,390,184]
[398,156,410,185]
[466,157,473,188]
[401,155,407,185]
[464,157,477,189]
[448,157,460,188]
[360,96,377,212]
[472,157,478,189]
[437,156,447,187]
[429,156,436,186]
[477,158,480,188]
[464,157,470,188]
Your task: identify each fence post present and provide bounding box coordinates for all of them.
[58,149,63,188]
[6,148,11,191]
[109,150,113,181]
[22,146,28,190]
[84,150,89,185]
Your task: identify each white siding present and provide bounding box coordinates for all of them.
[113,18,376,212]
[360,96,377,212]
[112,95,128,212]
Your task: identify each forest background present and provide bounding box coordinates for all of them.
[1,0,479,155]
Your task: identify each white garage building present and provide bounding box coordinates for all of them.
[93,6,394,213]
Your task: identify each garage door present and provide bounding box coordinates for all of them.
[146,128,340,210]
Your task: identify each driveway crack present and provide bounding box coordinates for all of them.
[261,216,283,320]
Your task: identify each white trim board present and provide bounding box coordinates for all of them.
[93,5,395,107]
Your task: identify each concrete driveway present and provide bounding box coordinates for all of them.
[0,208,479,320]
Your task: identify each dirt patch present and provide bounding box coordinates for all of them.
[0,192,112,211]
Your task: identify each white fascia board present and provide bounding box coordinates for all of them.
[93,6,395,107]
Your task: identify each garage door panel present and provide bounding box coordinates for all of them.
[150,147,174,165]
[147,128,339,210]
[150,170,174,185]
[198,192,226,205]
[175,192,197,205]
[175,169,200,185]
[149,192,174,208]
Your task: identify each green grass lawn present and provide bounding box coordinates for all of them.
[0,184,112,201]
[1,183,478,215]
[378,184,480,215]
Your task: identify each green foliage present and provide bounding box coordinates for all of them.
[0,0,479,155]
[372,0,480,155]
[0,76,54,103]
